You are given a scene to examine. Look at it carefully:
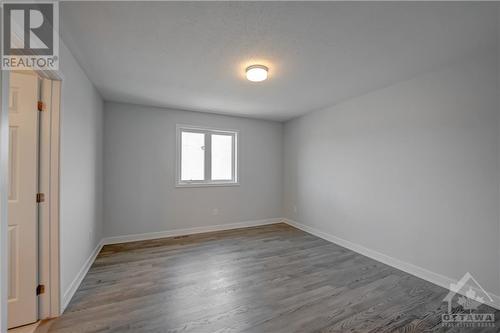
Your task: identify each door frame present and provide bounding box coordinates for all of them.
[0,69,62,330]
[37,72,62,319]
[1,66,11,333]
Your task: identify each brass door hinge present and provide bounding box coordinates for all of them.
[36,284,45,295]
[36,193,45,203]
[37,101,45,112]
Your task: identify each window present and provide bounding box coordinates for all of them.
[177,125,238,187]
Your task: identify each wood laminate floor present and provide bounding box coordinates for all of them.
[47,223,499,333]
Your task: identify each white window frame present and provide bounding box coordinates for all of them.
[176,124,239,187]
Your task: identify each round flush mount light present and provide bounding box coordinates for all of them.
[246,65,268,82]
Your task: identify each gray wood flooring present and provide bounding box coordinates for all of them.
[46,223,499,332]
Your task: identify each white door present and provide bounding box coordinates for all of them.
[8,72,39,328]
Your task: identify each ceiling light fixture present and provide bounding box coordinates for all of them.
[246,65,268,82]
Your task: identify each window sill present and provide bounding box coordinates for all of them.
[176,182,240,188]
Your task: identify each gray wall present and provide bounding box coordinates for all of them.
[283,51,500,295]
[497,5,500,297]
[104,102,283,237]
[498,6,500,292]
[59,42,104,300]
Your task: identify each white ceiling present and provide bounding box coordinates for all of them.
[60,2,497,121]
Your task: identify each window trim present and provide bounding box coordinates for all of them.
[176,124,239,187]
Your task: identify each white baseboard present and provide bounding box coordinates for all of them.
[61,240,104,313]
[283,218,500,311]
[61,218,500,316]
[102,218,283,245]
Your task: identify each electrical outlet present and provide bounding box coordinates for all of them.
[212,208,219,215]
[293,205,297,214]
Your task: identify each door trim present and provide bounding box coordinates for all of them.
[37,75,61,319]
[0,66,11,333]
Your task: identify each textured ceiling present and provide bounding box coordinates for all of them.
[60,2,497,121]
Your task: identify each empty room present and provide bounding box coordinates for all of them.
[1,1,500,332]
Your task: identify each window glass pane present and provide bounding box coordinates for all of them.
[211,134,233,180]
[181,131,205,181]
